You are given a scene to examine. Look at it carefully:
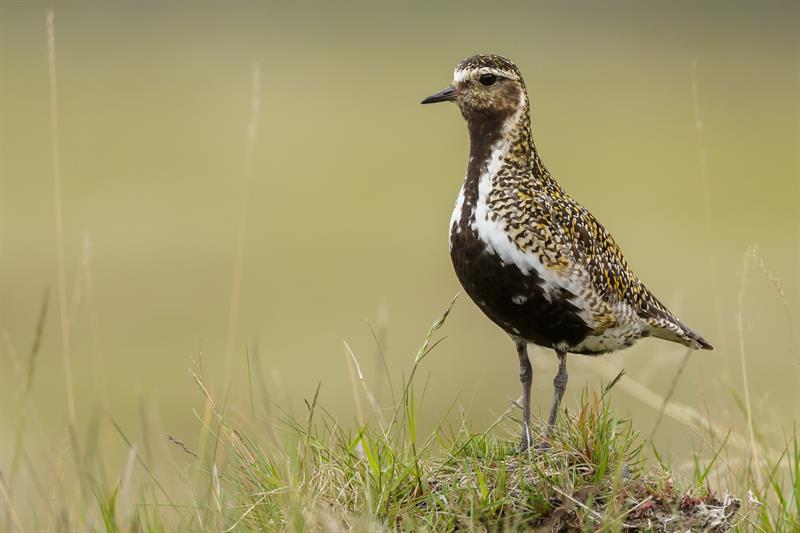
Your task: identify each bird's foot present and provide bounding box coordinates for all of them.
[517,433,551,454]
[518,433,552,453]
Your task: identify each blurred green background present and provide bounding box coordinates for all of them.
[0,0,798,498]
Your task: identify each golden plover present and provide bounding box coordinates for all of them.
[421,54,712,450]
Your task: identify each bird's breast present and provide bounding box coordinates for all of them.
[449,199,594,349]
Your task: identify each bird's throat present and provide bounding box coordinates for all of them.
[462,106,536,206]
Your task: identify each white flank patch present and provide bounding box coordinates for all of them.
[572,321,643,353]
[472,183,563,302]
[512,294,528,305]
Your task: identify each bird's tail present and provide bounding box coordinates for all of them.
[646,316,714,350]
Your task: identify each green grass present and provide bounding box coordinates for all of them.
[3,301,799,531]
[209,386,738,532]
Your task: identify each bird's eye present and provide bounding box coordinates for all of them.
[479,74,498,86]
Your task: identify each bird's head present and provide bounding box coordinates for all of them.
[421,54,528,124]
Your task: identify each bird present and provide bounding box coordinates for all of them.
[421,54,712,451]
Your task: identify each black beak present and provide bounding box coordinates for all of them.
[421,86,457,104]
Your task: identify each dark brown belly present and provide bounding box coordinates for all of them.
[449,228,592,348]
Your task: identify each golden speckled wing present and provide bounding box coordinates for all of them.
[510,171,669,319]
[529,178,712,349]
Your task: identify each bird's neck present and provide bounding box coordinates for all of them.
[451,104,537,236]
[464,101,543,193]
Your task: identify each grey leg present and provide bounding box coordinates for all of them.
[516,340,533,451]
[546,350,568,428]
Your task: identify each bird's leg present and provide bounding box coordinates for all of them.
[516,340,533,451]
[546,350,568,428]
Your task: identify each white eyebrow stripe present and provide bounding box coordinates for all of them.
[452,67,520,84]
[453,69,472,83]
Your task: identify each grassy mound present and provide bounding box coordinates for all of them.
[215,388,739,532]
[176,303,740,532]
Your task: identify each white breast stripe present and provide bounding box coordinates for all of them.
[466,97,607,330]
[449,183,466,250]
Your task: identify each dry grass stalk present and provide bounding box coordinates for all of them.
[587,358,752,454]
[46,9,76,428]
[737,247,764,486]
[225,63,263,373]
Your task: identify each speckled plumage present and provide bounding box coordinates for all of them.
[422,54,711,447]
[440,54,712,355]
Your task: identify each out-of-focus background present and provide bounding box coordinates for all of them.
[0,0,798,512]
